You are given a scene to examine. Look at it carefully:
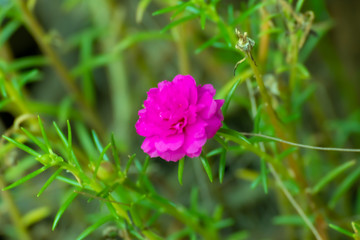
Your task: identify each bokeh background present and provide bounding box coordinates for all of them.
[1,0,360,239]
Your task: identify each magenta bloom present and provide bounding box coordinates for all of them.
[135,75,224,162]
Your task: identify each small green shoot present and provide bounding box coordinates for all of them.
[312,160,355,194]
[2,166,49,191]
[76,215,114,240]
[178,158,185,185]
[329,223,353,238]
[37,168,63,197]
[2,135,41,158]
[53,190,79,230]
[200,155,213,182]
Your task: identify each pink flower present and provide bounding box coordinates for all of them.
[135,75,224,162]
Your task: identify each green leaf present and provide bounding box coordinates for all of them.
[4,156,37,182]
[329,167,360,208]
[352,222,360,236]
[200,11,206,30]
[66,121,82,171]
[216,69,251,99]
[53,121,68,148]
[7,56,48,71]
[178,158,185,185]
[329,223,353,238]
[0,3,13,24]
[152,2,191,16]
[200,155,213,182]
[214,219,234,229]
[92,130,109,161]
[278,147,298,161]
[273,215,313,226]
[160,14,198,33]
[250,175,262,189]
[75,122,97,159]
[213,134,229,150]
[2,166,49,191]
[141,155,150,175]
[253,105,264,133]
[195,35,220,54]
[206,147,223,157]
[21,127,47,153]
[222,76,242,115]
[260,158,268,194]
[2,135,41,157]
[56,175,82,188]
[136,0,151,23]
[227,4,234,24]
[125,154,136,175]
[58,97,73,126]
[19,69,41,87]
[76,215,114,240]
[295,0,305,12]
[231,1,268,26]
[0,20,20,48]
[70,32,169,75]
[217,128,251,145]
[190,187,198,211]
[53,190,79,230]
[217,21,232,47]
[80,36,95,106]
[37,168,63,197]
[311,160,355,194]
[227,231,249,240]
[38,116,51,153]
[219,148,226,184]
[110,133,121,172]
[94,143,112,177]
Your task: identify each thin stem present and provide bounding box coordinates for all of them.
[246,52,284,134]
[244,34,328,239]
[245,50,309,190]
[267,164,323,240]
[239,132,360,153]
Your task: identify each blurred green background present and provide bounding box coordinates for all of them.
[1,0,360,239]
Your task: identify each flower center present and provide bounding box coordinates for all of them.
[171,117,186,132]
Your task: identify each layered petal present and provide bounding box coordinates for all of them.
[135,74,224,162]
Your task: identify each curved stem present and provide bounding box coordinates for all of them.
[239,132,360,153]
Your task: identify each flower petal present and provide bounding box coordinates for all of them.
[136,75,224,162]
[183,120,207,154]
[154,134,184,152]
[141,137,159,158]
[159,150,185,162]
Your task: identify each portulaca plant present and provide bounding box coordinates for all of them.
[1,1,360,240]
